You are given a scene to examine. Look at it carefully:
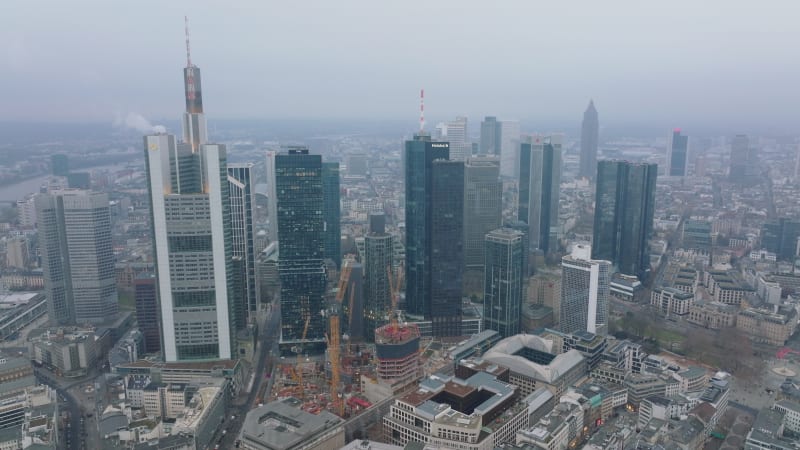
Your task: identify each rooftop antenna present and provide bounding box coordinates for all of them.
[419,88,425,132]
[185,16,192,67]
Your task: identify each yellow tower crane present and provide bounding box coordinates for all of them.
[328,260,352,416]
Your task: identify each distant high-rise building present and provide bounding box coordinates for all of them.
[579,100,599,179]
[144,135,236,361]
[446,117,470,161]
[682,219,712,251]
[483,228,525,338]
[761,218,800,261]
[592,160,657,280]
[228,163,258,323]
[518,135,562,254]
[135,273,161,354]
[480,116,499,155]
[499,121,521,178]
[794,144,800,180]
[275,147,327,353]
[728,134,759,183]
[265,150,279,243]
[347,154,369,177]
[363,213,393,340]
[463,157,502,273]
[5,237,28,269]
[322,162,341,268]
[430,160,464,337]
[404,134,449,318]
[37,190,118,325]
[67,172,90,189]
[560,244,610,335]
[51,154,69,177]
[666,128,689,177]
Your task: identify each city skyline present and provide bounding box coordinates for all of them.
[3,1,800,134]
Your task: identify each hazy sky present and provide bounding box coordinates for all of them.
[2,1,799,131]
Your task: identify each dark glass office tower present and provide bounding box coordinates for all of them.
[430,160,464,337]
[404,134,449,317]
[667,129,688,176]
[592,160,658,280]
[518,136,562,254]
[480,116,499,155]
[275,147,327,354]
[228,163,257,325]
[483,228,525,338]
[51,154,69,177]
[579,101,599,179]
[363,213,393,340]
[322,162,342,268]
[761,218,800,261]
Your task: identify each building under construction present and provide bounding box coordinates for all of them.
[374,322,422,393]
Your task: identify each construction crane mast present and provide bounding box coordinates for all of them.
[328,260,352,416]
[387,265,404,333]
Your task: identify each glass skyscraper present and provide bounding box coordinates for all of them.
[363,213,393,340]
[580,100,599,179]
[667,129,688,176]
[483,228,525,338]
[592,160,658,280]
[36,190,118,325]
[463,157,502,272]
[275,147,327,354]
[518,135,562,254]
[322,162,341,268]
[430,159,465,337]
[228,163,257,326]
[404,134,449,318]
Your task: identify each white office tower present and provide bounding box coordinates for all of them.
[560,244,611,335]
[499,120,521,178]
[446,116,470,161]
[144,134,236,361]
[265,150,279,243]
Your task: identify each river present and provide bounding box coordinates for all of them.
[0,176,51,204]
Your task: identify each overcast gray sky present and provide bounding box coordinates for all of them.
[2,0,799,130]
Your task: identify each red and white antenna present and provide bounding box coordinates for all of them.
[185,16,192,68]
[419,88,425,132]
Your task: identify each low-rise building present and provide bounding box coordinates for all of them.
[516,401,585,450]
[773,400,800,434]
[114,358,244,397]
[687,300,737,329]
[480,334,587,398]
[0,385,59,450]
[703,270,754,306]
[651,287,693,317]
[383,371,529,450]
[736,306,797,346]
[29,328,98,377]
[241,397,344,450]
[745,407,796,450]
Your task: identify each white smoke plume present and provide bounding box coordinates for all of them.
[113,112,166,134]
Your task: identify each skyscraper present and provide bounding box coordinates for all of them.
[145,135,236,361]
[579,100,599,179]
[275,147,327,354]
[51,154,69,177]
[228,163,258,323]
[322,162,341,268]
[499,121,521,179]
[483,228,525,338]
[37,190,118,325]
[480,116,499,155]
[666,128,688,177]
[560,244,610,335]
[363,213,393,340]
[592,160,658,280]
[430,160,465,337]
[265,150,279,243]
[463,157,502,274]
[404,134,449,317]
[729,134,759,183]
[518,135,562,254]
[446,116,470,161]
[143,31,238,361]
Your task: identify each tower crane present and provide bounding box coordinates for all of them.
[387,265,404,334]
[327,260,352,416]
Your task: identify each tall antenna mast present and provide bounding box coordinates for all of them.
[419,88,425,132]
[185,16,192,67]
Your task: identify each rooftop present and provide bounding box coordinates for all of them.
[482,334,585,384]
[241,398,343,450]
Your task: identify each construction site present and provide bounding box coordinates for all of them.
[261,258,452,420]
